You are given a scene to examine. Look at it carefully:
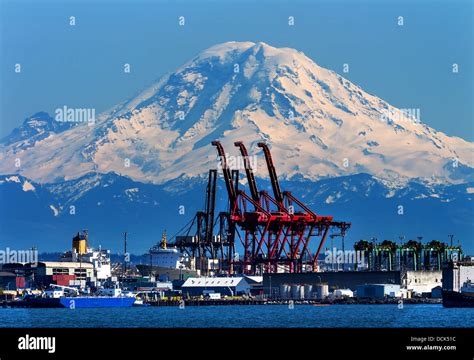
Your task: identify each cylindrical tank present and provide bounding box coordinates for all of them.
[304,284,313,299]
[299,285,305,299]
[291,285,301,299]
[279,284,290,299]
[313,284,329,300]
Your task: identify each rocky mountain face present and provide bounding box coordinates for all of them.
[0,42,472,252]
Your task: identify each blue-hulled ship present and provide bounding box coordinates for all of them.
[10,285,137,308]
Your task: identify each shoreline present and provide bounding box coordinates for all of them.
[145,298,442,307]
[1,297,442,308]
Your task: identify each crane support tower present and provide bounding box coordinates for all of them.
[211,140,351,274]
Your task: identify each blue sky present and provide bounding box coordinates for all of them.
[1,0,473,141]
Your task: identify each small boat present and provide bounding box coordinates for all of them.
[132,298,150,307]
[442,280,474,308]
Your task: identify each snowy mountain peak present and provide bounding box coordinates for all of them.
[0,42,473,185]
[1,111,75,149]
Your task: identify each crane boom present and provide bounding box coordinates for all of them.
[205,169,217,245]
[234,141,259,203]
[257,142,283,205]
[212,141,237,209]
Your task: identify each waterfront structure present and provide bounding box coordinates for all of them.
[262,269,443,297]
[181,277,250,297]
[173,141,350,275]
[244,275,264,296]
[32,261,94,287]
[332,289,354,298]
[353,239,462,272]
[356,284,402,299]
[0,271,25,290]
[403,270,442,294]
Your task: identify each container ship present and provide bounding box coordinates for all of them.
[442,280,474,308]
[136,231,197,281]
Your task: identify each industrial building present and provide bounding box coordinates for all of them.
[0,271,25,290]
[356,284,402,299]
[262,269,444,298]
[31,261,94,287]
[403,270,442,294]
[263,271,401,294]
[0,260,95,289]
[332,288,354,299]
[181,277,251,297]
[244,276,264,296]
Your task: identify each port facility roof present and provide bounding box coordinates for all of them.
[182,277,248,288]
[35,261,93,268]
[244,276,263,284]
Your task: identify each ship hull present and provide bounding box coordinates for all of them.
[136,264,197,280]
[10,297,136,308]
[442,290,474,308]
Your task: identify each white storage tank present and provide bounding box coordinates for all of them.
[313,284,329,300]
[304,284,313,299]
[279,284,290,299]
[291,284,301,299]
[299,285,305,299]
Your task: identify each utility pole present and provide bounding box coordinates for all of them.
[149,250,153,278]
[269,275,272,300]
[122,231,128,277]
[330,235,334,271]
[342,233,345,271]
[399,235,405,271]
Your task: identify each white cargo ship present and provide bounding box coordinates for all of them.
[136,231,197,281]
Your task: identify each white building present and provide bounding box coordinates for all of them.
[69,247,111,280]
[404,270,442,294]
[35,261,94,280]
[332,289,354,298]
[181,277,250,297]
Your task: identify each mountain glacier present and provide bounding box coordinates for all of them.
[0,41,473,252]
[1,41,472,185]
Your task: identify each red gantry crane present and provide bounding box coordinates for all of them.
[212,140,350,275]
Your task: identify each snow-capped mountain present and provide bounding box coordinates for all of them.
[1,112,75,150]
[1,41,473,252]
[0,41,472,185]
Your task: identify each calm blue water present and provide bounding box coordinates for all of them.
[0,304,472,328]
